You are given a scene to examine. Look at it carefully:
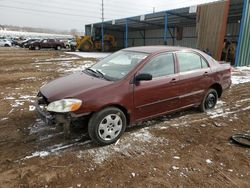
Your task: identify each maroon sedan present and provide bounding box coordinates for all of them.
[36,46,231,145]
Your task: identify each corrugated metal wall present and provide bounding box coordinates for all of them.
[236,0,250,66]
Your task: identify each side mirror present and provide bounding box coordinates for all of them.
[135,73,152,82]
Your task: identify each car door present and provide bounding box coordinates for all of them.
[175,51,212,108]
[133,53,179,121]
[41,40,48,48]
[48,39,55,48]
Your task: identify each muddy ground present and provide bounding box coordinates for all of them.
[0,47,249,188]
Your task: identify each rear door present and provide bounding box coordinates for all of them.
[175,51,212,107]
[48,39,55,48]
[133,53,179,121]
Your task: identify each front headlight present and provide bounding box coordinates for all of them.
[47,99,82,113]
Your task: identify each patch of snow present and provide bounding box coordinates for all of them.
[231,66,250,85]
[62,62,94,73]
[173,156,180,160]
[4,96,15,100]
[206,159,213,164]
[131,172,136,178]
[66,52,111,59]
[0,30,71,38]
[20,77,36,81]
[228,169,233,172]
[24,151,50,159]
[44,57,80,61]
[29,105,36,111]
[172,166,179,170]
[19,95,35,99]
[79,128,166,164]
[1,117,8,121]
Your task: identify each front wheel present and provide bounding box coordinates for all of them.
[199,88,218,112]
[88,107,126,145]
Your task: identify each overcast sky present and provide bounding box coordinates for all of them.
[0,0,218,32]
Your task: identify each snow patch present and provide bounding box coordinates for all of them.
[231,66,250,85]
[24,151,50,159]
[78,129,166,164]
[206,159,213,164]
[66,52,111,59]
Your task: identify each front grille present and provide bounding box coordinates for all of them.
[37,91,48,105]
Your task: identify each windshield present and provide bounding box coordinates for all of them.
[88,50,148,81]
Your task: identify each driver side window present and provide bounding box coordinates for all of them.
[140,53,174,78]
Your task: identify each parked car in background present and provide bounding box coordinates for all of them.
[19,38,39,48]
[29,39,65,50]
[0,39,12,47]
[23,39,40,48]
[9,39,19,46]
[35,46,232,145]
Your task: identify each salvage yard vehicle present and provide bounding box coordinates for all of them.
[0,39,12,47]
[35,46,232,145]
[29,39,65,50]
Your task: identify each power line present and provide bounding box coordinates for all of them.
[0,5,105,19]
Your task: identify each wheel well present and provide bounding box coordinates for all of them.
[210,83,222,98]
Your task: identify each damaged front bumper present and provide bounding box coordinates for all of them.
[35,102,54,125]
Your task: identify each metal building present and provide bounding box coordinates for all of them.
[85,0,249,66]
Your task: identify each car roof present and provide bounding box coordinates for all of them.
[123,45,190,54]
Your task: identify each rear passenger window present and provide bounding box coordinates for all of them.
[201,58,209,68]
[140,53,174,78]
[177,52,202,72]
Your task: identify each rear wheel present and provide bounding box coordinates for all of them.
[199,88,218,112]
[56,45,61,50]
[88,107,126,145]
[4,44,10,47]
[34,46,40,50]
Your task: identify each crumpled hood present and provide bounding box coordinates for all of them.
[40,72,111,102]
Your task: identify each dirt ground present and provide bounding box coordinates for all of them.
[0,47,250,188]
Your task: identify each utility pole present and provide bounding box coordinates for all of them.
[101,0,104,52]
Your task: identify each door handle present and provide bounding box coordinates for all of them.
[203,71,209,77]
[170,78,177,83]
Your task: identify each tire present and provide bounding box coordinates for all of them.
[4,44,10,47]
[79,41,92,52]
[88,107,127,145]
[199,88,218,112]
[56,46,61,50]
[34,46,40,50]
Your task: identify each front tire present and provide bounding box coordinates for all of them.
[88,107,126,145]
[199,88,218,112]
[34,46,40,50]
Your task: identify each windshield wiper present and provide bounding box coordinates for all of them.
[95,69,109,80]
[85,68,110,80]
[85,68,99,77]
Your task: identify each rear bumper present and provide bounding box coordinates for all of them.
[35,102,54,125]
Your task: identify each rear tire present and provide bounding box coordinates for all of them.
[34,46,40,50]
[56,46,61,50]
[88,107,126,145]
[199,88,218,112]
[4,44,10,47]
